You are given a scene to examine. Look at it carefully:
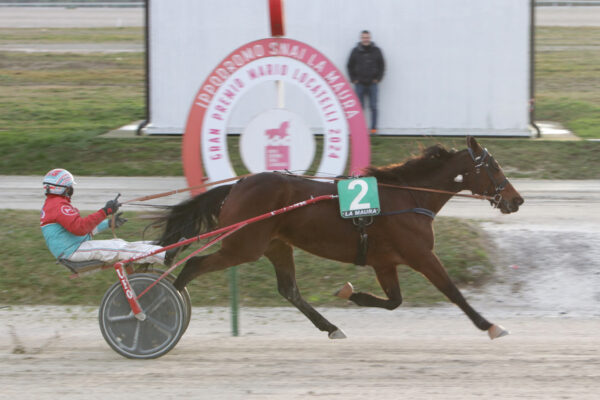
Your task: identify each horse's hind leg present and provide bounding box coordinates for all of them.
[336,264,402,310]
[174,223,275,290]
[173,248,251,290]
[265,239,345,339]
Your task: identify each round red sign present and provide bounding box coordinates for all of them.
[182,38,370,192]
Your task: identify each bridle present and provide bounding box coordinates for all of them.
[467,147,510,207]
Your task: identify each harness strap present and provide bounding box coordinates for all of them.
[380,208,436,219]
[352,208,434,266]
[353,217,372,266]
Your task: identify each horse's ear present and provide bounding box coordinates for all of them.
[466,136,483,153]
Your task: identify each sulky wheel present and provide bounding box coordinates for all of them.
[99,273,186,359]
[135,268,192,333]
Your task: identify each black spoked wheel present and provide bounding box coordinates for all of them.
[99,273,186,359]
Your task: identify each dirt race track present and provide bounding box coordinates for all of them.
[1,306,599,400]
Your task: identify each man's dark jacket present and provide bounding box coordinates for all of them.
[347,42,385,85]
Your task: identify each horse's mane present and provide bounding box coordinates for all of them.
[365,144,457,184]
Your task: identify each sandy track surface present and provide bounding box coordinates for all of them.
[0,7,144,28]
[1,6,599,29]
[1,306,599,400]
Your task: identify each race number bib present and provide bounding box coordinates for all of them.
[337,177,380,218]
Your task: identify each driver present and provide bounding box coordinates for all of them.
[40,168,170,265]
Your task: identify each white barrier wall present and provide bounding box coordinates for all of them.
[146,0,531,136]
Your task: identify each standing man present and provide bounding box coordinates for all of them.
[347,30,385,135]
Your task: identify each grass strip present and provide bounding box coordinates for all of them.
[0,210,493,307]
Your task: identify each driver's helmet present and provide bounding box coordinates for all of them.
[43,168,76,196]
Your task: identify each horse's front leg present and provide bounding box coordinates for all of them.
[265,240,345,339]
[404,249,508,339]
[335,264,402,310]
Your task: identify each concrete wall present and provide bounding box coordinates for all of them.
[146,0,531,136]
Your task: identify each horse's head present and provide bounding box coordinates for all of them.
[462,136,524,214]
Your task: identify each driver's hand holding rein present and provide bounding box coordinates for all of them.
[103,198,121,216]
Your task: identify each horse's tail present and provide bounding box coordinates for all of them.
[155,184,233,247]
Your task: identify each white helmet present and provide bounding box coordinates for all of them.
[43,168,76,196]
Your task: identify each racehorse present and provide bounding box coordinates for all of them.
[158,136,523,339]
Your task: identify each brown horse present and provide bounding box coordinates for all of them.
[159,136,523,339]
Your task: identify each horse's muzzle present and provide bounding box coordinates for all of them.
[497,196,524,214]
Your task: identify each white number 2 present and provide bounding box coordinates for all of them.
[348,179,370,210]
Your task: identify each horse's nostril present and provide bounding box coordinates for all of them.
[515,197,524,206]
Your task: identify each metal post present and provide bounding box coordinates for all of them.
[530,0,541,137]
[229,266,239,336]
[277,80,285,108]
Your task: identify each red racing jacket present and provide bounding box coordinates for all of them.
[40,194,109,259]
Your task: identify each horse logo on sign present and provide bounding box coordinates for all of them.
[241,109,313,174]
[265,121,290,140]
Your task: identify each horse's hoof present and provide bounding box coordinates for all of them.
[334,282,354,299]
[328,329,347,339]
[488,324,510,340]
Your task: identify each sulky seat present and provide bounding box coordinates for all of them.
[58,259,107,274]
